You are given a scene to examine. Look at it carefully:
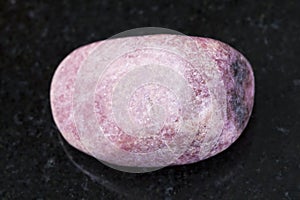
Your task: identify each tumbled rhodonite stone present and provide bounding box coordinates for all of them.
[50,34,254,170]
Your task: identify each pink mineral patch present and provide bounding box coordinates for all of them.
[50,34,254,169]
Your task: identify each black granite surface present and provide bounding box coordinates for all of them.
[1,0,300,199]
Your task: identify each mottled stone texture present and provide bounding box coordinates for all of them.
[50,35,254,167]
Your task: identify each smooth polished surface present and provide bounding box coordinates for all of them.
[50,35,254,169]
[1,0,299,199]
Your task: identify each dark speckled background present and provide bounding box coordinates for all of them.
[1,0,300,199]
